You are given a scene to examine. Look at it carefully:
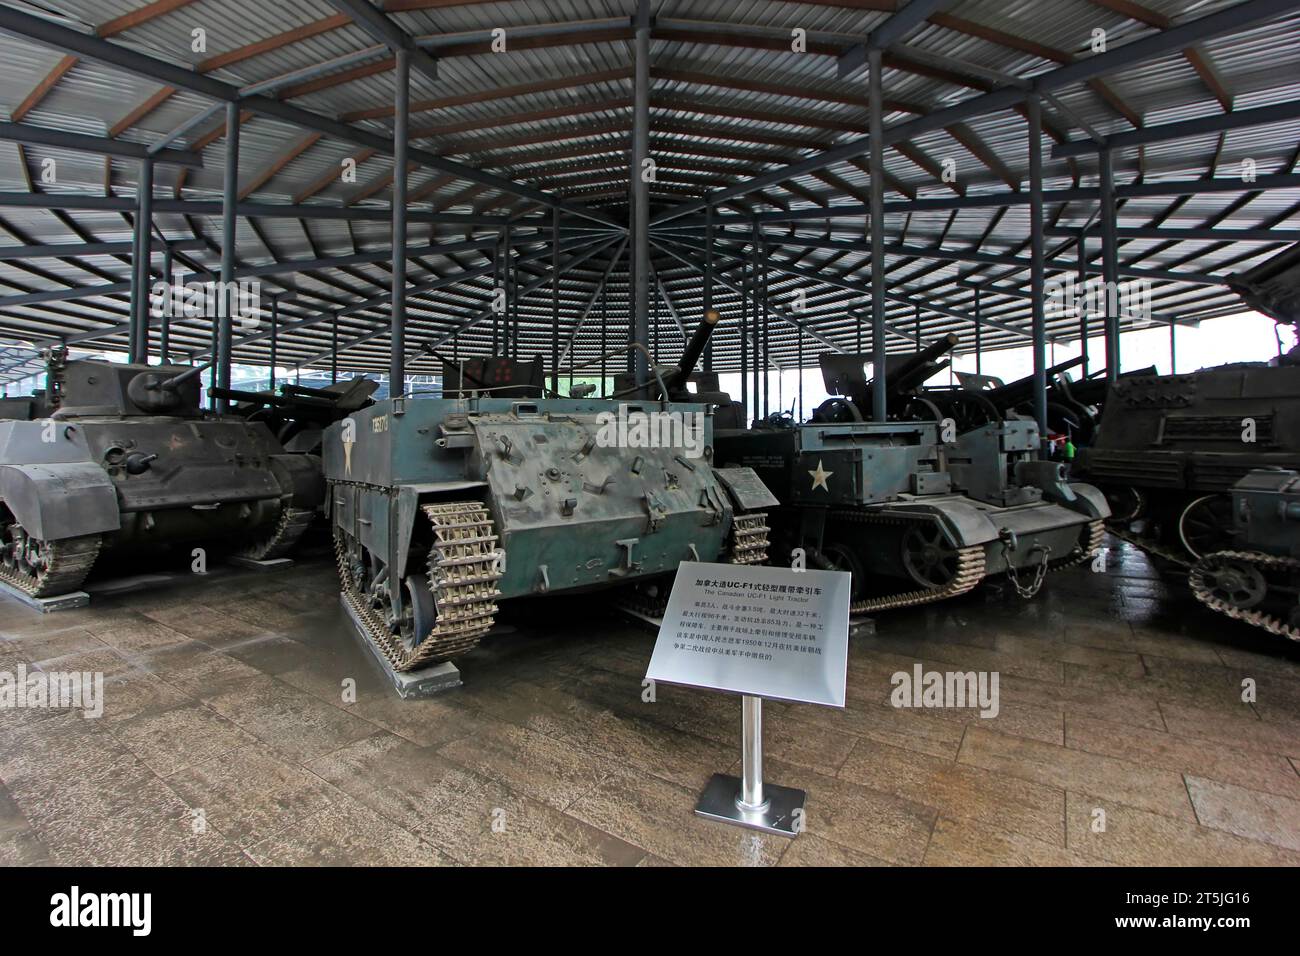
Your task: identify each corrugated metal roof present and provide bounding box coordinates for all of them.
[0,0,1297,383]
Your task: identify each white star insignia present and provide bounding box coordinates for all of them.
[808,459,833,492]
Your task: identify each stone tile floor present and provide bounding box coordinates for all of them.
[1,534,1298,866]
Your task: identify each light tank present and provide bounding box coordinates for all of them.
[0,354,322,597]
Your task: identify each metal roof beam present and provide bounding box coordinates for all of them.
[1054,98,1300,159]
[1050,225,1300,242]
[765,234,1230,287]
[837,0,956,76]
[0,239,204,261]
[325,0,439,82]
[650,0,1300,224]
[0,121,202,168]
[0,5,621,229]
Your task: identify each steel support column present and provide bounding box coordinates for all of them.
[1077,230,1088,378]
[1099,148,1120,382]
[740,230,748,421]
[268,297,278,392]
[551,205,560,394]
[1028,95,1049,451]
[390,49,410,397]
[974,285,982,375]
[503,220,513,357]
[630,0,651,388]
[216,101,238,412]
[868,47,887,423]
[703,202,713,371]
[129,157,153,364]
[159,243,173,363]
[751,220,761,415]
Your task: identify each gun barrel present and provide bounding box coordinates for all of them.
[281,383,342,400]
[675,309,721,383]
[885,333,959,393]
[151,361,211,391]
[209,386,333,410]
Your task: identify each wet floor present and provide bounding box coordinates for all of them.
[1,535,1298,866]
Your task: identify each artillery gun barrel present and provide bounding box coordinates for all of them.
[987,356,1085,406]
[281,383,343,400]
[885,333,959,394]
[207,386,334,409]
[660,309,721,397]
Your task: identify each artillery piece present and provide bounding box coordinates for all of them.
[322,311,776,671]
[212,377,379,455]
[715,332,1108,612]
[611,310,747,427]
[0,357,323,598]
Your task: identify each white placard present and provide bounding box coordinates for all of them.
[645,561,850,707]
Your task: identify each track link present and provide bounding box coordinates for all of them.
[832,509,986,614]
[728,511,771,566]
[0,527,101,598]
[240,504,316,562]
[1189,550,1300,642]
[335,500,502,671]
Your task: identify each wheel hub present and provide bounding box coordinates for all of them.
[1201,559,1267,609]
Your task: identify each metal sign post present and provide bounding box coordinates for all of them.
[646,561,850,838]
[694,693,810,836]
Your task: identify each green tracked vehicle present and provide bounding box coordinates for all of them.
[714,335,1110,614]
[322,312,776,670]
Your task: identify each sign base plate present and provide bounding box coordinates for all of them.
[694,772,805,837]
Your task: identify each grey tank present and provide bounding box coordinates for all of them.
[0,355,323,597]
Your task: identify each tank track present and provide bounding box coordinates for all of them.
[335,501,503,671]
[0,530,101,598]
[240,505,316,562]
[728,512,771,566]
[1189,550,1300,642]
[832,512,1103,614]
[831,509,987,614]
[1053,519,1106,572]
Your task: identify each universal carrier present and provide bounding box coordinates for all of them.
[322,312,776,670]
[715,335,1110,614]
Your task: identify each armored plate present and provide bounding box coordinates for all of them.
[712,466,780,511]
